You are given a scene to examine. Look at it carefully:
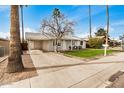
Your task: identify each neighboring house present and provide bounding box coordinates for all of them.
[25,32,86,51]
[0,38,9,56]
[95,36,111,44]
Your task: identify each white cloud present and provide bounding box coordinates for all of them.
[92,26,97,36]
[24,27,37,33]
[20,27,37,39]
[74,25,98,38]
[111,20,124,26]
[76,32,89,38]
[0,31,10,39]
[0,27,37,39]
[104,25,114,32]
[70,6,107,22]
[110,36,120,41]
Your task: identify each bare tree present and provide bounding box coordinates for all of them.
[41,8,74,52]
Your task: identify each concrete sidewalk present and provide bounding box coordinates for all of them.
[1,50,124,88]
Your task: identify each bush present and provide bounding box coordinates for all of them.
[88,38,104,49]
[21,43,28,50]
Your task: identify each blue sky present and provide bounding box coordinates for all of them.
[0,5,124,40]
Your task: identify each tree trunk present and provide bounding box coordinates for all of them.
[6,5,24,73]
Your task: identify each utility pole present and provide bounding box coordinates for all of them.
[20,5,24,43]
[104,5,109,56]
[89,5,92,38]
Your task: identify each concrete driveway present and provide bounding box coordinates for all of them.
[1,50,124,88]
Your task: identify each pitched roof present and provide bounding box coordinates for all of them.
[25,32,52,40]
[25,32,83,41]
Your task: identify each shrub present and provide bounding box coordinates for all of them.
[88,38,104,49]
[21,43,28,50]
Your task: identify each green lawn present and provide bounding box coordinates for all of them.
[63,49,115,58]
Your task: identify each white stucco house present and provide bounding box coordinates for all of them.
[25,32,86,51]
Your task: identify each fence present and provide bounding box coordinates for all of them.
[0,40,9,57]
[0,46,9,57]
[0,47,5,57]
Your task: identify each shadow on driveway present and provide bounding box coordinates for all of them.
[26,61,124,71]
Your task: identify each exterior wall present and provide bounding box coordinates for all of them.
[34,40,42,49]
[42,40,49,51]
[28,40,53,51]
[0,40,9,56]
[62,40,66,50]
[75,40,80,46]
[82,41,86,48]
[65,40,71,50]
[28,39,86,51]
[43,40,54,51]
[28,41,34,50]
[64,40,86,50]
[48,40,54,51]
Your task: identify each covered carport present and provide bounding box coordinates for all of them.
[28,40,53,51]
[26,32,54,51]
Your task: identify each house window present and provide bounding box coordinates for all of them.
[80,41,83,45]
[72,41,75,45]
[57,43,61,46]
[57,40,61,46]
[53,40,61,46]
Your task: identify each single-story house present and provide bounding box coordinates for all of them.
[0,38,9,56]
[25,32,86,51]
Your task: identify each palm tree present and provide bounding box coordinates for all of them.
[95,28,106,36]
[89,5,92,38]
[6,5,24,73]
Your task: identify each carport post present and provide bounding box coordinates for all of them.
[28,40,31,53]
[71,40,73,50]
[121,40,122,51]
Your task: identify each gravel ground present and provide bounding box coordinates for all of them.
[107,71,124,88]
[0,51,38,86]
